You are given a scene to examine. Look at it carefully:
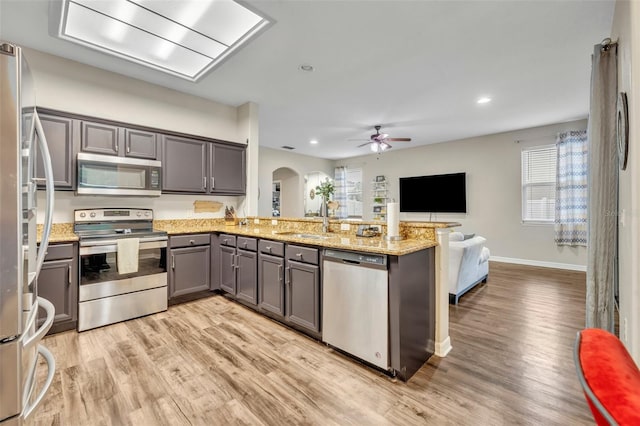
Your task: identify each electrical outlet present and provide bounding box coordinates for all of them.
[623,317,628,342]
[369,225,382,233]
[254,218,260,224]
[271,219,278,226]
[340,223,350,231]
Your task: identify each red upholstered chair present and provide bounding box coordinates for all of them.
[574,328,640,425]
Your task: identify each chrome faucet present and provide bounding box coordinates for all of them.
[322,215,329,233]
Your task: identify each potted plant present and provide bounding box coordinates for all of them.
[315,178,335,217]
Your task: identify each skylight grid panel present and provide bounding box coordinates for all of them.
[71,0,227,59]
[133,0,264,46]
[63,2,211,78]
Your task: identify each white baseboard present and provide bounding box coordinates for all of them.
[490,256,586,272]
[434,336,452,357]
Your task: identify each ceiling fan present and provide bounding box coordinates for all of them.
[352,125,412,152]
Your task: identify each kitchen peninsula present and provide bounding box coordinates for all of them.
[39,217,456,381]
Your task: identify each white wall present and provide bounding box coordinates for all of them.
[258,147,334,217]
[25,48,250,222]
[612,0,639,363]
[336,120,588,269]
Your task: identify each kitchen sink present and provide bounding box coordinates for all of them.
[293,233,329,240]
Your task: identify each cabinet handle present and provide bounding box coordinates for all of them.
[285,266,291,285]
[203,177,207,189]
[295,253,302,258]
[235,254,240,269]
[126,144,131,154]
[189,239,195,245]
[68,267,72,285]
[231,254,235,269]
[265,246,271,252]
[243,242,247,248]
[278,264,283,281]
[211,177,215,189]
[171,254,175,269]
[115,143,119,152]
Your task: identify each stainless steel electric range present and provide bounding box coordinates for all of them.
[74,208,168,331]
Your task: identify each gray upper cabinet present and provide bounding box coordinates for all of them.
[161,134,246,195]
[124,128,157,159]
[210,144,246,194]
[35,113,78,190]
[81,121,120,155]
[82,120,158,159]
[161,135,208,193]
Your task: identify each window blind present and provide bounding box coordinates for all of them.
[522,145,557,222]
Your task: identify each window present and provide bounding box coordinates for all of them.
[345,168,363,218]
[521,145,557,223]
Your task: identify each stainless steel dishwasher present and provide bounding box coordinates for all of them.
[322,249,389,370]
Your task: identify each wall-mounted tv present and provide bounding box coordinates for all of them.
[399,172,466,213]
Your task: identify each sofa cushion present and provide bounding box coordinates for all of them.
[479,247,490,264]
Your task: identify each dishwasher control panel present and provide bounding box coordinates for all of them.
[323,249,387,267]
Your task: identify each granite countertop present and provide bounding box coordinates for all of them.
[38,219,443,255]
[156,222,437,256]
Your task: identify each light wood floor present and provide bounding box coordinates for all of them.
[28,262,592,425]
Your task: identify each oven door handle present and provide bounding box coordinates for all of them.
[79,239,167,255]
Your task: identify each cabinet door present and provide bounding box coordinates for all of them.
[124,128,157,159]
[37,259,77,333]
[236,249,257,305]
[81,121,120,155]
[210,143,246,194]
[35,114,77,190]
[219,245,237,294]
[161,135,208,193]
[258,253,284,318]
[169,246,211,298]
[286,260,320,333]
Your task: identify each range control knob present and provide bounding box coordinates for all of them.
[137,212,142,217]
[145,211,151,217]
[79,212,86,218]
[90,212,96,218]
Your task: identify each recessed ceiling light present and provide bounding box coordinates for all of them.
[310,139,318,145]
[299,64,314,72]
[477,97,492,104]
[53,0,273,81]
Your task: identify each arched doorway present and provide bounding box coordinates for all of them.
[272,167,300,217]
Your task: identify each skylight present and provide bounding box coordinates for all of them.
[54,0,272,81]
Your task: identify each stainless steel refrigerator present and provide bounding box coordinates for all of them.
[1,42,56,425]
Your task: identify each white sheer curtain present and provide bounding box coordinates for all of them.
[555,130,588,246]
[333,166,348,219]
[586,42,618,331]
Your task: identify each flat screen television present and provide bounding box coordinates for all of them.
[399,172,466,213]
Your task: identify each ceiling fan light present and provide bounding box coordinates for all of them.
[370,142,379,152]
[380,142,390,151]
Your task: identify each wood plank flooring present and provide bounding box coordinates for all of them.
[27,262,592,425]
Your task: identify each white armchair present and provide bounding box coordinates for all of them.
[449,232,490,304]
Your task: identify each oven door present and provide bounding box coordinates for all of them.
[76,153,161,197]
[79,239,167,301]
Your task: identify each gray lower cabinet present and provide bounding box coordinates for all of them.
[37,243,78,334]
[169,234,211,299]
[218,235,258,306]
[258,239,285,318]
[285,244,321,335]
[36,113,78,190]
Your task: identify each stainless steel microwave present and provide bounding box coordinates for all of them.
[77,153,162,196]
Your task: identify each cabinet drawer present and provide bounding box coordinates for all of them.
[259,240,284,257]
[219,234,237,247]
[170,234,210,248]
[285,245,319,265]
[236,237,257,252]
[43,244,74,261]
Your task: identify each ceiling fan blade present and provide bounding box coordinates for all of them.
[357,142,372,148]
[347,138,371,142]
[386,137,412,142]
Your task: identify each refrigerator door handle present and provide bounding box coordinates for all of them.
[23,297,55,352]
[22,344,56,420]
[33,110,55,278]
